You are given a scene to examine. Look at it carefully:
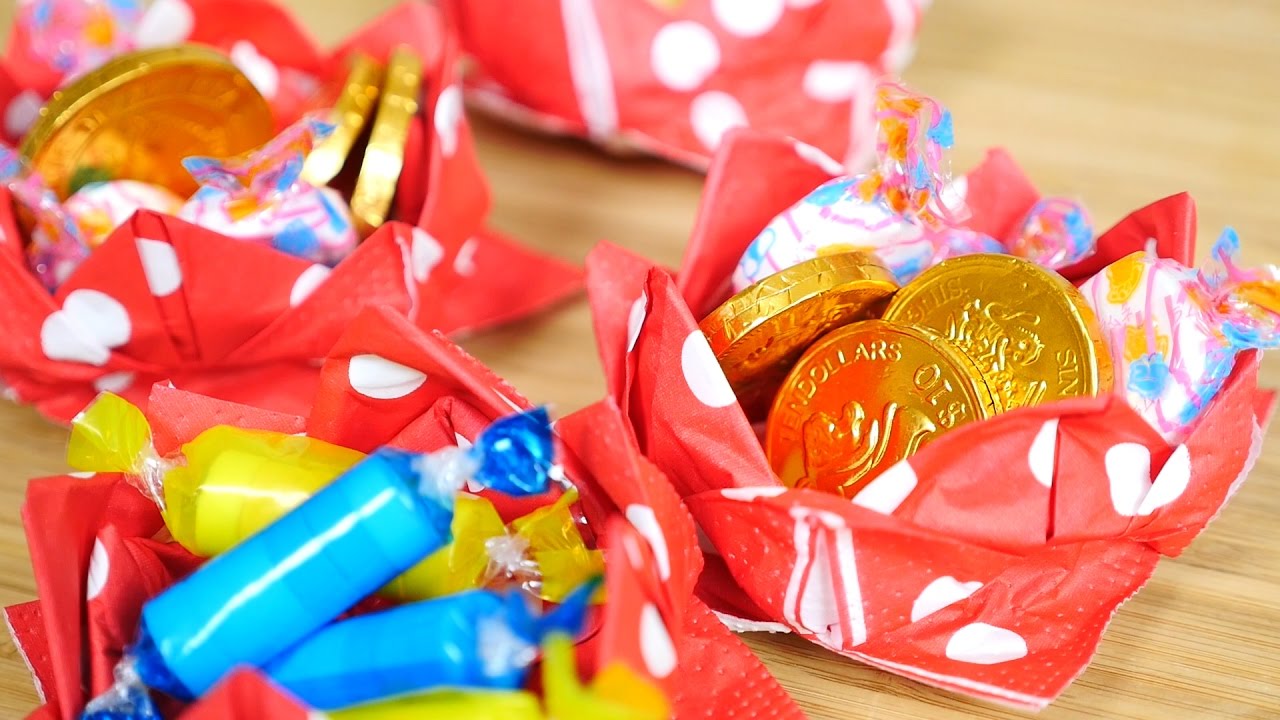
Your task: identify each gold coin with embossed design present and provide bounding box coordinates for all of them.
[699,252,899,419]
[350,46,422,237]
[21,46,273,199]
[767,320,997,497]
[883,254,1113,412]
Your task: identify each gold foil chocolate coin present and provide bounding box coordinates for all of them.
[883,254,1113,412]
[766,320,996,497]
[699,252,899,419]
[21,46,274,199]
[350,46,422,237]
[301,54,384,187]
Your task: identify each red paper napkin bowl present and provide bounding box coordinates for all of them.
[581,130,1275,709]
[5,306,802,720]
[444,0,924,169]
[0,1,582,424]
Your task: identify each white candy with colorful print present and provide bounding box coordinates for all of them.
[732,174,985,289]
[179,185,357,266]
[1079,251,1228,443]
[65,180,184,247]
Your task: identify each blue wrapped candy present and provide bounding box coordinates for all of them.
[265,581,596,710]
[81,409,556,720]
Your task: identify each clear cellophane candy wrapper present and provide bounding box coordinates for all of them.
[0,1,582,424]
[5,306,803,720]
[1081,230,1280,444]
[444,0,924,169]
[726,81,1087,288]
[580,129,1276,709]
[0,144,91,289]
[178,117,357,266]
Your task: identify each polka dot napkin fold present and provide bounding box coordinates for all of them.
[5,305,802,720]
[0,1,582,424]
[581,130,1277,710]
[445,0,922,170]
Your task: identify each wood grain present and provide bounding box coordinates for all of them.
[1,1,1278,717]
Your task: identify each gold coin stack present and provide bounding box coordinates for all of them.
[21,44,424,238]
[699,252,1114,498]
[290,47,423,238]
[346,47,423,238]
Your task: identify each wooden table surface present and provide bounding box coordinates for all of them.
[1,1,1279,718]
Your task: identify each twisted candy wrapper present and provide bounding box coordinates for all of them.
[732,84,1097,289]
[1081,229,1280,442]
[6,306,800,720]
[179,117,357,265]
[0,143,90,289]
[66,388,599,609]
[1009,196,1093,269]
[680,127,1196,322]
[66,392,362,532]
[854,80,955,227]
[446,0,923,169]
[183,116,327,199]
[730,163,996,287]
[382,489,605,603]
[731,82,969,287]
[583,185,1274,708]
[0,2,581,424]
[77,423,560,720]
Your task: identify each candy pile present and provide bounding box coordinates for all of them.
[699,82,1280,498]
[70,392,603,601]
[582,121,1274,708]
[64,392,662,720]
[4,5,432,290]
[732,82,1093,290]
[0,0,585,427]
[6,306,802,718]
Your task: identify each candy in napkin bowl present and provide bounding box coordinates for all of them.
[0,1,581,423]
[581,195,1273,708]
[5,306,802,720]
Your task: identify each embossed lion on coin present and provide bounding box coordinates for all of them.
[944,299,1047,410]
[800,400,934,493]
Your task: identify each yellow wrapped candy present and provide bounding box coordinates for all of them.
[383,490,605,603]
[69,393,605,604]
[380,493,507,601]
[68,392,363,556]
[163,425,365,556]
[512,489,606,602]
